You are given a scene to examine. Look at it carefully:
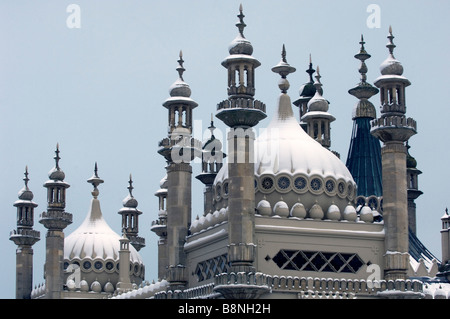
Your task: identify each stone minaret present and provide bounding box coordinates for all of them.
[39,145,73,299]
[196,117,225,216]
[439,209,450,277]
[300,66,335,150]
[157,51,200,290]
[118,174,145,251]
[371,27,417,281]
[215,5,266,276]
[346,35,382,198]
[405,143,423,235]
[151,175,168,280]
[10,167,40,299]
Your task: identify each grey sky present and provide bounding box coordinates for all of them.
[1,0,449,299]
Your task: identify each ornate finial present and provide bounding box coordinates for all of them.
[281,44,287,63]
[306,53,315,83]
[127,174,134,197]
[54,143,61,169]
[446,207,449,215]
[271,44,296,93]
[87,162,104,198]
[236,4,246,37]
[315,66,322,87]
[176,50,185,81]
[387,25,396,55]
[24,165,30,188]
[354,34,371,84]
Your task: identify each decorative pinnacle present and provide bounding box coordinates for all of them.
[176,50,185,81]
[54,143,61,169]
[87,162,104,198]
[24,165,30,188]
[387,25,396,56]
[314,66,322,87]
[127,174,134,197]
[236,4,246,37]
[271,44,296,93]
[306,54,315,82]
[354,34,371,83]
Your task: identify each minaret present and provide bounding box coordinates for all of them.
[195,116,225,216]
[293,54,317,131]
[439,209,450,275]
[10,167,40,299]
[346,35,382,198]
[300,66,336,150]
[216,5,266,275]
[405,142,423,235]
[371,27,417,281]
[118,174,145,251]
[116,234,133,293]
[157,51,200,290]
[151,175,168,280]
[39,144,73,299]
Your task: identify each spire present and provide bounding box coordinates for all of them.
[379,26,404,76]
[271,44,296,94]
[48,143,66,181]
[346,35,382,198]
[127,173,134,197]
[307,66,328,112]
[176,50,185,81]
[387,25,396,56]
[87,162,104,199]
[54,143,61,169]
[236,3,246,37]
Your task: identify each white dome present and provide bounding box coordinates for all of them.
[214,92,356,215]
[64,197,144,291]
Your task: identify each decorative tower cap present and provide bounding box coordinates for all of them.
[168,50,192,98]
[298,54,318,98]
[271,44,296,93]
[307,66,329,112]
[48,143,66,181]
[87,162,104,198]
[122,174,138,208]
[17,166,35,202]
[379,26,404,76]
[228,4,253,55]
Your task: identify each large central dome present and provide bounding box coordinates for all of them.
[214,92,356,219]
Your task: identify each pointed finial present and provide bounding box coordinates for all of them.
[87,162,104,198]
[54,143,61,169]
[176,50,185,81]
[24,165,30,188]
[271,44,296,93]
[306,54,315,82]
[387,25,396,55]
[127,174,134,196]
[315,66,322,84]
[236,4,246,37]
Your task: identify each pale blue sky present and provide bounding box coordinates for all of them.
[1,1,449,299]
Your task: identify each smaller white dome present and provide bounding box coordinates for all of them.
[66,279,76,291]
[104,281,115,293]
[360,205,374,223]
[343,203,357,221]
[290,202,307,219]
[257,200,271,216]
[326,204,341,221]
[80,280,89,292]
[91,280,102,293]
[309,202,324,220]
[273,201,289,217]
[380,55,403,76]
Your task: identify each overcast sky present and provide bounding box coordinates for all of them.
[1,0,449,299]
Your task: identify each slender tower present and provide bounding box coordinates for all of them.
[118,174,145,251]
[215,5,266,275]
[157,51,200,290]
[300,66,335,150]
[196,116,225,216]
[10,167,40,299]
[346,35,382,198]
[371,27,417,281]
[151,175,168,280]
[405,143,423,235]
[39,145,73,299]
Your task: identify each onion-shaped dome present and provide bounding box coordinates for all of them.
[64,168,144,293]
[379,26,404,76]
[228,4,253,56]
[256,199,271,216]
[343,203,358,221]
[213,48,356,219]
[359,205,374,222]
[273,201,289,217]
[290,202,307,218]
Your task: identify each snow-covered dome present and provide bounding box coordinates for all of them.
[214,92,356,217]
[64,175,144,293]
